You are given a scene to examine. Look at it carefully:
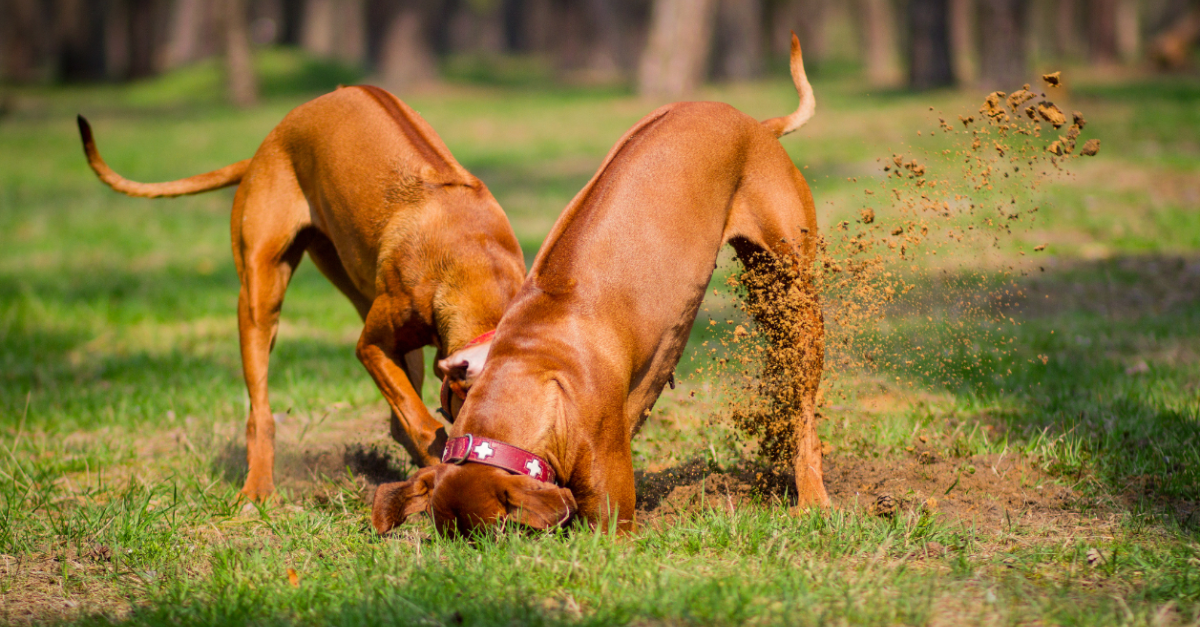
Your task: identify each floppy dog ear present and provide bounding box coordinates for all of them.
[436,339,493,390]
[372,466,440,534]
[500,474,577,530]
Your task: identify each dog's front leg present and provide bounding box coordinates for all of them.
[357,300,448,468]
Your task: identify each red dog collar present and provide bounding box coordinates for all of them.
[439,330,496,420]
[441,434,557,484]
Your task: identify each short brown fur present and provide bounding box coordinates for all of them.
[79,86,526,500]
[374,35,828,535]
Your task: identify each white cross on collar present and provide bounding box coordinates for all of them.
[473,442,495,460]
[524,459,542,477]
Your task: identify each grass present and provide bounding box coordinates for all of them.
[1,47,1199,625]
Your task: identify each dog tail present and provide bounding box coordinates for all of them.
[761,32,815,139]
[77,115,250,198]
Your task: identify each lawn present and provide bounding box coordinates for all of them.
[1,49,1198,625]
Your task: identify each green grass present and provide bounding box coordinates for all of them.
[2,47,1199,625]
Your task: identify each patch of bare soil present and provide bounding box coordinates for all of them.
[206,406,414,503]
[634,461,758,528]
[635,449,1080,534]
[823,450,1076,532]
[0,551,132,624]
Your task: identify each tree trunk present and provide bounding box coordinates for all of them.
[377,5,438,91]
[251,0,285,46]
[334,0,367,65]
[301,0,364,63]
[279,0,305,45]
[446,0,505,55]
[163,0,217,69]
[1053,0,1082,59]
[908,0,955,90]
[518,0,554,53]
[105,0,130,78]
[2,0,53,82]
[713,0,764,81]
[1149,3,1200,70]
[948,0,975,84]
[1115,0,1139,63]
[637,0,719,99]
[300,0,335,57]
[856,0,901,87]
[502,0,525,51]
[582,0,626,79]
[977,0,1026,89]
[1086,0,1119,64]
[223,0,258,106]
[125,0,166,79]
[55,0,109,81]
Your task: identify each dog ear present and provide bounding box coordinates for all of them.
[500,474,577,530]
[435,339,493,390]
[372,466,440,534]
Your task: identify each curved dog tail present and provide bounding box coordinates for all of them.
[761,32,815,139]
[77,115,250,198]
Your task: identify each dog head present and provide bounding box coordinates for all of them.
[372,463,576,537]
[436,337,494,417]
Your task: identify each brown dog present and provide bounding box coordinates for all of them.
[372,35,827,536]
[78,85,526,500]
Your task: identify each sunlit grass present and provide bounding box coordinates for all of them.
[1,47,1198,625]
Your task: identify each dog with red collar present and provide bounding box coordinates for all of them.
[373,34,828,535]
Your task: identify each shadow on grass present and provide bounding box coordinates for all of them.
[866,254,1200,527]
[0,260,367,433]
[212,439,409,491]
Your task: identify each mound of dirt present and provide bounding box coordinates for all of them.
[635,449,1078,533]
[824,450,1077,532]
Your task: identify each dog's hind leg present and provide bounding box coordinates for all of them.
[727,164,830,509]
[230,166,312,501]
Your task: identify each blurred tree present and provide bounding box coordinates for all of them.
[526,0,645,82]
[977,0,1026,89]
[2,0,53,82]
[444,0,505,56]
[126,0,167,79]
[855,0,901,87]
[300,0,368,64]
[375,0,439,89]
[1149,0,1200,69]
[56,0,110,81]
[712,0,764,81]
[1086,0,1120,64]
[1116,0,1140,62]
[785,0,829,66]
[581,0,628,80]
[949,0,976,84]
[502,0,527,51]
[222,0,258,106]
[278,0,306,45]
[300,0,333,56]
[638,0,718,98]
[1053,0,1083,59]
[908,0,955,90]
[163,0,218,69]
[333,0,367,65]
